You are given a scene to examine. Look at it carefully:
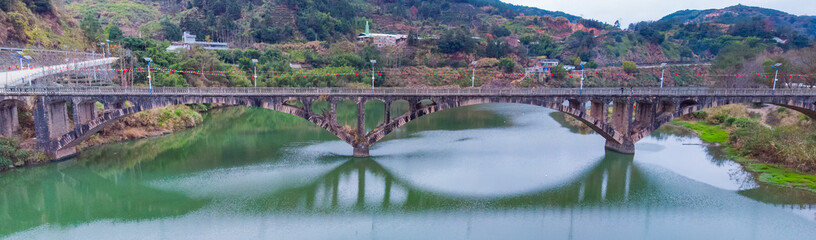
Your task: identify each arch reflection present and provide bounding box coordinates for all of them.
[253,153,645,212]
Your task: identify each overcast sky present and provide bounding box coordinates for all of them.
[502,0,816,27]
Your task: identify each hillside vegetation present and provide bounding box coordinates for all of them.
[2,1,814,89]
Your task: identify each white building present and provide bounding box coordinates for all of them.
[357,33,407,48]
[356,21,407,48]
[166,32,229,51]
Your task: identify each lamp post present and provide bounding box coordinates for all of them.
[23,56,32,86]
[771,63,782,95]
[144,57,153,94]
[252,59,258,88]
[370,59,377,91]
[579,61,586,95]
[660,63,667,88]
[471,61,477,87]
[16,52,24,83]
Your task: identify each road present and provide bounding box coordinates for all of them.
[0,57,118,87]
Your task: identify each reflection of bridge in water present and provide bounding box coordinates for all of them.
[256,155,646,211]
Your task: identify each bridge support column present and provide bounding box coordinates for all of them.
[34,98,76,159]
[354,100,370,157]
[0,103,19,137]
[384,101,391,124]
[605,140,635,154]
[590,100,607,123]
[73,101,97,132]
[607,99,635,154]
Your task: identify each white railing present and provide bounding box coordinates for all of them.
[0,86,814,97]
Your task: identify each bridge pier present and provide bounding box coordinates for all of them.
[0,103,19,137]
[354,100,370,157]
[605,140,635,154]
[34,98,76,159]
[353,145,370,157]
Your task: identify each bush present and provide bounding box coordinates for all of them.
[750,102,765,108]
[692,110,708,120]
[708,113,728,125]
[724,117,737,126]
[622,61,638,74]
[734,118,759,129]
[498,58,516,73]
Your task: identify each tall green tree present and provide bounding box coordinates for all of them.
[107,24,123,41]
[438,27,476,54]
[161,18,183,41]
[80,11,102,43]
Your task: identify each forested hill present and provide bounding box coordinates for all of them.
[657,4,816,39]
[2,0,815,90]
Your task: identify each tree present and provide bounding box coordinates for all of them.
[485,41,508,58]
[622,61,638,74]
[80,11,102,43]
[438,27,475,54]
[161,18,183,41]
[491,25,511,38]
[108,24,123,41]
[407,30,418,46]
[586,60,598,69]
[32,0,52,13]
[551,64,568,79]
[498,58,515,73]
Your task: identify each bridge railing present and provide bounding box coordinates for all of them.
[0,86,814,96]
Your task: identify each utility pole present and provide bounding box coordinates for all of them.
[771,63,782,95]
[471,61,477,87]
[370,59,377,92]
[660,63,667,88]
[579,61,586,95]
[252,59,258,88]
[145,58,153,94]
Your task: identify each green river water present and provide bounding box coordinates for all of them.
[1,103,815,239]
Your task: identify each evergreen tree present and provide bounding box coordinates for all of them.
[80,11,102,43]
[161,18,183,41]
[108,24,123,41]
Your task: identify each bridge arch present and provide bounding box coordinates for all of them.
[631,97,816,143]
[49,96,358,157]
[364,97,626,149]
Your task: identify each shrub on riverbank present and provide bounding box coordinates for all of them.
[80,105,205,148]
[674,104,816,191]
[731,120,816,172]
[0,138,32,170]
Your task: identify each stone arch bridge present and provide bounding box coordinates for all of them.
[0,87,814,159]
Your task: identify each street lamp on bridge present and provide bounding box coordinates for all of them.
[144,57,153,94]
[370,59,377,91]
[771,63,782,95]
[252,59,258,88]
[23,56,32,86]
[579,61,586,94]
[660,63,667,88]
[471,61,478,88]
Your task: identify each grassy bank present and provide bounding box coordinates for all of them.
[79,104,206,149]
[0,104,208,172]
[671,104,816,192]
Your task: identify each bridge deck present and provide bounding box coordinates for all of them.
[1,58,118,87]
[1,86,814,97]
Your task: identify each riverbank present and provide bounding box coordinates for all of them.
[670,103,816,192]
[0,104,208,172]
